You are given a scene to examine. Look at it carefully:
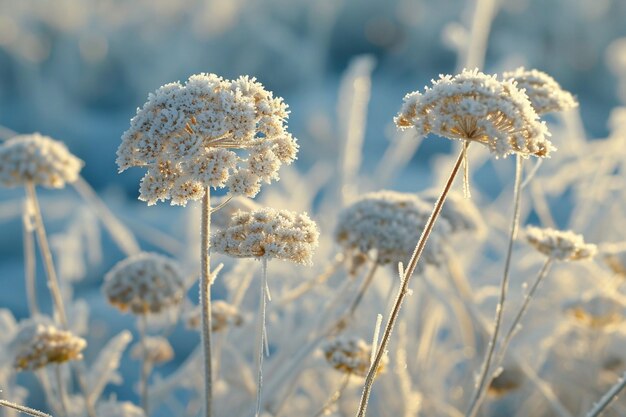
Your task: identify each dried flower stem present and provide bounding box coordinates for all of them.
[255,257,270,417]
[355,146,467,417]
[55,365,69,417]
[139,314,151,416]
[465,155,523,417]
[0,399,53,417]
[200,187,213,417]
[586,371,626,417]
[25,181,68,328]
[22,201,39,316]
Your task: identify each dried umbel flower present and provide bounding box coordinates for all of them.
[117,73,298,206]
[525,226,597,261]
[603,246,626,277]
[564,295,625,329]
[103,252,185,314]
[395,68,552,158]
[13,323,86,371]
[0,133,83,188]
[130,336,174,364]
[488,366,525,397]
[211,207,319,265]
[335,190,451,268]
[502,67,578,115]
[322,336,387,378]
[97,400,146,417]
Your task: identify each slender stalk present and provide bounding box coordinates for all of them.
[55,365,69,417]
[25,181,68,328]
[255,257,270,417]
[200,187,213,417]
[22,198,39,316]
[464,155,523,417]
[0,399,53,417]
[586,371,626,417]
[347,260,379,317]
[355,146,467,417]
[139,314,151,416]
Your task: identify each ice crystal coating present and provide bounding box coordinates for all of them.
[603,246,626,277]
[211,207,319,265]
[565,295,625,328]
[525,226,597,261]
[502,67,578,115]
[103,252,185,314]
[395,68,552,158]
[117,73,298,206]
[97,400,146,417]
[0,133,83,188]
[130,336,174,364]
[334,190,452,268]
[322,336,386,378]
[13,323,86,370]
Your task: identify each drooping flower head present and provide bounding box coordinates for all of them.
[322,336,387,378]
[12,323,86,371]
[0,133,83,188]
[103,252,186,314]
[334,190,453,268]
[502,67,578,115]
[117,74,299,206]
[525,226,597,261]
[211,207,319,265]
[395,69,552,158]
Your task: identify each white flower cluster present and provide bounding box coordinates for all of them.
[502,67,578,115]
[103,252,186,314]
[96,400,146,417]
[211,207,319,265]
[130,336,174,364]
[395,68,553,158]
[117,73,298,206]
[565,295,625,328]
[322,336,386,378]
[12,323,86,371]
[335,190,454,268]
[525,226,597,261]
[0,133,83,188]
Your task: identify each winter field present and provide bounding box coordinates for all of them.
[1,1,626,417]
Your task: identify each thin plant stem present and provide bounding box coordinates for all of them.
[355,146,467,417]
[25,181,68,328]
[585,371,626,417]
[200,187,213,417]
[22,199,39,317]
[464,155,523,417]
[139,314,151,416]
[55,365,69,417]
[255,257,270,417]
[347,260,379,317]
[0,399,53,417]
[312,374,351,417]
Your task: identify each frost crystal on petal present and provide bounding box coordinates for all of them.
[118,73,298,205]
[0,133,83,188]
[395,68,553,158]
[103,252,186,314]
[525,226,597,261]
[502,67,578,115]
[211,207,319,265]
[12,323,86,371]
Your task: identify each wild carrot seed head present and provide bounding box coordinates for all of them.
[0,133,83,188]
[395,68,553,158]
[322,336,387,378]
[525,226,597,261]
[12,323,86,371]
[118,73,298,206]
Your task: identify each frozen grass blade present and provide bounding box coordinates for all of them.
[0,399,53,417]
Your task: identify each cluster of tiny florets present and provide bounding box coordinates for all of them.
[211,208,319,265]
[0,133,83,188]
[565,295,625,328]
[525,226,597,261]
[322,336,386,378]
[12,323,86,371]
[395,68,553,158]
[103,252,186,314]
[131,336,174,364]
[117,73,298,206]
[334,190,452,268]
[502,67,578,115]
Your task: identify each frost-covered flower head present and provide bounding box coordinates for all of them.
[0,133,83,188]
[117,73,298,206]
[335,190,451,268]
[502,67,578,115]
[211,207,319,265]
[97,400,146,417]
[322,336,387,378]
[103,252,185,314]
[564,295,625,329]
[130,336,174,364]
[12,323,86,370]
[395,68,552,158]
[525,226,597,261]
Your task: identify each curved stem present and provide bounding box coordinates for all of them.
[465,155,523,417]
[355,146,467,417]
[0,399,53,417]
[200,187,213,417]
[255,257,269,417]
[586,371,626,417]
[25,182,68,328]
[139,314,151,416]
